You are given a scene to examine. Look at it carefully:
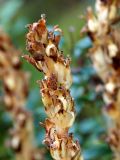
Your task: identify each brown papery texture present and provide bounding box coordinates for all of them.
[82,0,120,159]
[0,29,45,160]
[24,15,83,160]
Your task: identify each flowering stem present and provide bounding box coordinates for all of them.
[82,0,120,159]
[24,15,83,160]
[0,29,44,160]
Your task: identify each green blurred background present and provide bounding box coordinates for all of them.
[0,0,112,159]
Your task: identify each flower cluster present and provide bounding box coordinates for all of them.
[82,0,120,159]
[0,29,45,160]
[24,15,83,160]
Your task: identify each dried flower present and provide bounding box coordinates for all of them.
[24,15,83,160]
[0,29,45,160]
[82,0,120,159]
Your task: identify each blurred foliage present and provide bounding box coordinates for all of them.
[0,0,113,160]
